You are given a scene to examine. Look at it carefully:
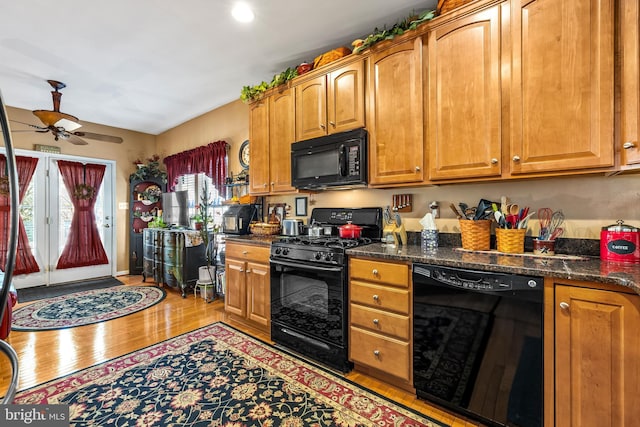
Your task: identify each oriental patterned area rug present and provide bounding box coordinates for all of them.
[11,286,165,331]
[14,322,449,427]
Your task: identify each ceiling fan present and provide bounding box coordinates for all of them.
[11,79,123,146]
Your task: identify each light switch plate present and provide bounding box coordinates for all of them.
[119,202,129,210]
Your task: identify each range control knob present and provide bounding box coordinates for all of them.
[324,253,333,261]
[282,248,290,256]
[314,252,322,260]
[527,279,538,288]
[274,248,282,255]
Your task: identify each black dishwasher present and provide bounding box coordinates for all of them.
[412,264,543,427]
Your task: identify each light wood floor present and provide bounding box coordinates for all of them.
[0,275,482,427]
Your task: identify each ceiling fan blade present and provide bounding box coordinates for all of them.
[72,131,123,144]
[9,119,49,131]
[61,133,88,145]
[54,117,82,132]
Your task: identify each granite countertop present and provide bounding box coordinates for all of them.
[347,243,640,295]
[220,235,640,295]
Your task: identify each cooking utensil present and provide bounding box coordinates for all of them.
[518,211,536,229]
[548,210,565,236]
[449,203,463,219]
[338,221,362,239]
[549,227,564,240]
[538,208,552,239]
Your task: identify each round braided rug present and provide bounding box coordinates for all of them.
[11,286,165,331]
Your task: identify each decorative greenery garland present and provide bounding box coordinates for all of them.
[239,9,436,103]
[73,183,96,200]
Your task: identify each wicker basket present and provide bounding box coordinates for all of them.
[437,0,475,15]
[495,228,526,254]
[249,222,281,236]
[459,219,491,251]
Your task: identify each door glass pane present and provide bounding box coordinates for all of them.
[20,181,36,254]
[57,176,105,253]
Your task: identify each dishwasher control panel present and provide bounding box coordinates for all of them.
[413,264,543,291]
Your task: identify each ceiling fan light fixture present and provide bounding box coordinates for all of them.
[33,110,79,127]
[231,2,254,23]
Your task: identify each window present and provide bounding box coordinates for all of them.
[175,173,225,228]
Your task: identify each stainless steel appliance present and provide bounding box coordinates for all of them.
[281,219,303,236]
[291,128,367,190]
[222,204,257,235]
[412,264,543,427]
[270,207,382,372]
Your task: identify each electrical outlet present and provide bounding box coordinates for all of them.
[119,202,128,210]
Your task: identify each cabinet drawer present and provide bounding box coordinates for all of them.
[350,304,410,340]
[349,326,411,381]
[349,258,408,287]
[226,242,270,263]
[350,280,410,314]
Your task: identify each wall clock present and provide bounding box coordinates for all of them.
[239,140,250,170]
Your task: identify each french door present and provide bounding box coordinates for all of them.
[5,149,115,289]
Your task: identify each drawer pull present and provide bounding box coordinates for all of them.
[239,268,244,273]
[372,269,378,275]
[246,269,251,274]
[242,251,248,255]
[623,141,636,149]
[559,302,570,311]
[373,350,380,357]
[372,294,379,301]
[372,318,379,325]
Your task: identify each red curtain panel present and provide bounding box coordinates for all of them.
[163,140,228,195]
[55,160,108,269]
[0,155,40,275]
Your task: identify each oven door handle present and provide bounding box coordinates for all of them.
[270,259,343,272]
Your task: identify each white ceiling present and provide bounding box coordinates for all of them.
[0,0,437,135]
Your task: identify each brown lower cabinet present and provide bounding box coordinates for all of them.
[224,241,270,335]
[550,280,640,427]
[348,257,413,391]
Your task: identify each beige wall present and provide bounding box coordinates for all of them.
[7,106,157,273]
[7,96,640,276]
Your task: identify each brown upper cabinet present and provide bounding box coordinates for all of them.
[427,4,504,180]
[507,0,614,175]
[620,0,640,168]
[367,37,425,186]
[249,87,296,195]
[294,57,365,141]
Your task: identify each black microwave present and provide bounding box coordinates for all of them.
[290,128,367,190]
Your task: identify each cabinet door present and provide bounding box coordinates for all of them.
[428,5,502,180]
[295,75,327,141]
[248,99,270,195]
[245,261,270,327]
[328,59,365,134]
[620,0,640,167]
[269,89,296,193]
[509,0,614,174]
[555,285,640,426]
[368,37,424,185]
[224,259,246,318]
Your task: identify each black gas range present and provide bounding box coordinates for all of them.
[270,207,382,372]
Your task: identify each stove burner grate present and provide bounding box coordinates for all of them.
[278,236,372,249]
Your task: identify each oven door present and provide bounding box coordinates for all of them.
[270,258,351,371]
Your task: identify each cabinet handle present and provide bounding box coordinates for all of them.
[372,269,378,275]
[372,294,379,301]
[491,158,498,164]
[239,268,244,272]
[559,302,570,311]
[246,269,251,274]
[329,121,335,127]
[320,123,326,129]
[373,350,380,357]
[372,318,379,325]
[262,183,267,188]
[623,141,637,149]
[513,155,521,162]
[415,166,421,172]
[242,251,248,255]
[270,182,274,186]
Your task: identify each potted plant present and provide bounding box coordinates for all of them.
[191,211,204,230]
[196,182,217,297]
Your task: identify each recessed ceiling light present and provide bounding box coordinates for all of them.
[231,2,254,23]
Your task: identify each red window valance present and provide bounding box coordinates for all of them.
[163,140,228,195]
